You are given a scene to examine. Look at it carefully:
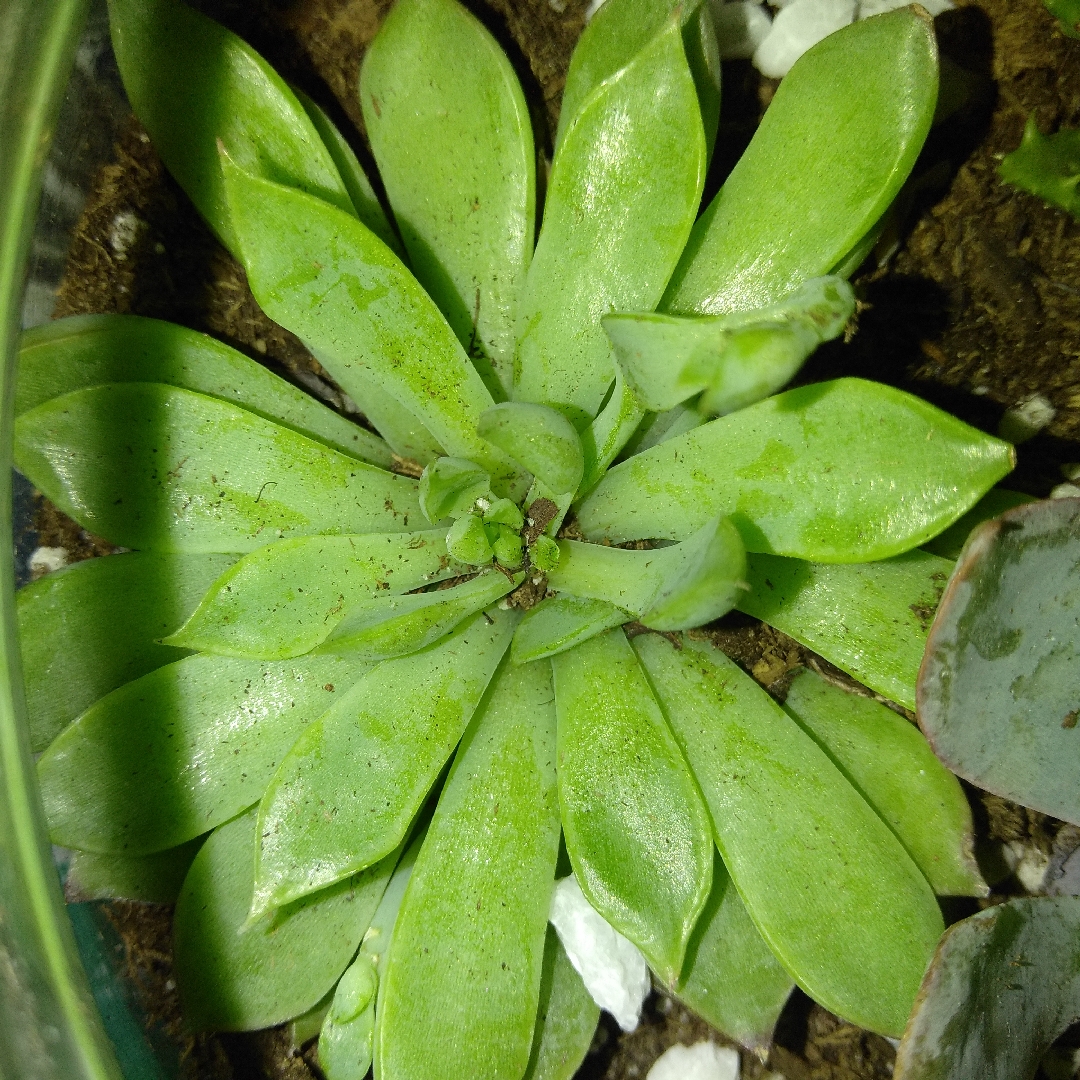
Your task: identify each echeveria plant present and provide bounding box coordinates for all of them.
[17,0,1017,1074]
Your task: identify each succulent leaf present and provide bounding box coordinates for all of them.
[522,928,600,1080]
[318,955,377,1080]
[167,531,458,659]
[17,314,394,467]
[738,549,954,710]
[920,487,1033,559]
[64,839,204,905]
[418,456,492,524]
[106,0,356,256]
[15,383,419,552]
[219,157,524,494]
[38,653,371,855]
[634,633,944,1037]
[998,114,1080,218]
[478,402,585,497]
[552,630,714,984]
[172,807,401,1032]
[784,668,986,897]
[577,378,1014,562]
[360,0,534,397]
[513,15,707,423]
[18,550,236,751]
[663,8,938,315]
[253,607,518,914]
[918,498,1080,824]
[894,898,1080,1080]
[376,658,560,1080]
[512,596,629,665]
[677,852,794,1056]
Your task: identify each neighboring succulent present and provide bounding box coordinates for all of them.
[16,0,1017,1074]
[999,114,1080,219]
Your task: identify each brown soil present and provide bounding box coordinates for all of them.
[27,0,1080,1077]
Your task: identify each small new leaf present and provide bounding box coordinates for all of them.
[999,114,1080,218]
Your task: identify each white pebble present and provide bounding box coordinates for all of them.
[998,394,1056,444]
[711,1,772,60]
[1061,463,1080,481]
[108,209,143,260]
[549,875,650,1032]
[1051,483,1080,500]
[753,0,856,78]
[859,0,953,15]
[28,546,68,576]
[646,1041,740,1080]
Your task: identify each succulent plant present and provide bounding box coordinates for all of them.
[16,0,1019,1074]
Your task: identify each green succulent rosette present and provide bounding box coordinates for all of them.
[16,0,1014,1075]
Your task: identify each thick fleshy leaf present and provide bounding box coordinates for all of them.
[556,0,720,164]
[894,898,1080,1080]
[17,551,235,752]
[107,0,354,257]
[578,370,649,496]
[634,633,943,1037]
[999,114,1080,219]
[513,16,706,424]
[17,314,393,467]
[576,379,1014,562]
[317,571,520,659]
[522,928,600,1080]
[511,596,629,666]
[784,668,985,897]
[376,658,560,1080]
[478,403,584,497]
[254,607,517,913]
[604,276,854,415]
[920,487,1033,559]
[38,652,372,855]
[64,839,203,904]
[291,87,403,260]
[918,498,1080,825]
[677,852,793,1057]
[662,9,937,315]
[219,158,523,497]
[548,518,746,631]
[738,549,953,710]
[166,531,457,659]
[551,630,713,984]
[172,808,399,1032]
[15,384,419,553]
[360,0,534,397]
[418,457,492,523]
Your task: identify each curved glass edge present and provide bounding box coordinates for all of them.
[0,1,124,1078]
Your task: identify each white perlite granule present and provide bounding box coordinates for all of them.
[646,1041,741,1080]
[549,874,650,1031]
[28,546,69,577]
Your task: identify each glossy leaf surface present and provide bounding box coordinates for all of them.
[548,517,746,631]
[17,314,393,467]
[377,659,560,1080]
[919,498,1080,824]
[784,668,985,897]
[318,572,519,659]
[577,378,1013,562]
[605,275,853,415]
[291,87,403,259]
[634,633,943,1036]
[556,0,720,164]
[511,596,628,665]
[173,808,398,1031]
[514,16,706,422]
[254,608,517,913]
[522,928,600,1080]
[220,159,522,495]
[18,551,235,751]
[738,549,953,711]
[895,898,1080,1080]
[107,0,354,257]
[479,403,584,497]
[64,839,203,905]
[920,487,1033,559]
[663,9,937,314]
[39,653,370,855]
[677,852,793,1056]
[361,0,534,396]
[15,383,419,552]
[318,955,377,1080]
[552,630,713,984]
[167,531,456,659]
